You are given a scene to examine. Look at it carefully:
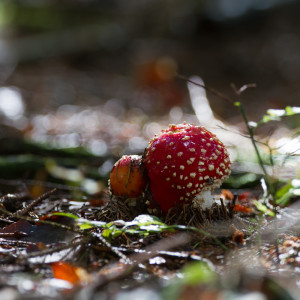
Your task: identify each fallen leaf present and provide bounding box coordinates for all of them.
[51,261,81,285]
[234,204,252,213]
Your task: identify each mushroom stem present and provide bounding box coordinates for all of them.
[125,198,137,207]
[192,190,215,209]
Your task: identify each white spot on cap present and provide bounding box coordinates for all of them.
[198,161,204,166]
[173,172,176,177]
[186,192,190,197]
[187,157,195,165]
[169,142,174,146]
[157,161,160,165]
[199,176,203,181]
[206,143,211,147]
[190,173,196,178]
[201,149,207,154]
[182,136,190,141]
[189,148,195,152]
[204,175,209,180]
[177,185,182,189]
[166,178,170,181]
[180,175,183,180]
[187,182,192,188]
[177,152,183,157]
[151,147,156,152]
[164,166,168,170]
[199,168,205,172]
[211,154,217,160]
[208,165,214,171]
[184,176,188,180]
[167,155,172,159]
[180,165,185,170]
[216,150,221,155]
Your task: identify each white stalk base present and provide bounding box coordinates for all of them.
[192,190,218,210]
[125,198,137,207]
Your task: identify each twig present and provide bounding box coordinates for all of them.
[177,74,234,105]
[129,232,191,264]
[0,205,78,233]
[91,228,131,264]
[16,240,83,261]
[231,83,257,95]
[0,231,28,238]
[93,233,191,289]
[12,188,57,217]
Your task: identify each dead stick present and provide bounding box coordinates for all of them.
[92,233,191,290]
[12,188,56,217]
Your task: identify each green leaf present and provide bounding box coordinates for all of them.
[51,212,79,219]
[102,228,112,239]
[254,201,275,217]
[276,191,294,206]
[78,222,93,230]
[256,106,300,127]
[254,200,275,217]
[276,181,292,198]
[139,225,163,232]
[276,179,300,206]
[182,261,217,285]
[111,230,123,238]
[162,262,216,300]
[133,214,165,226]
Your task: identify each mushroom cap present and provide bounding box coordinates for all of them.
[109,155,147,198]
[144,123,231,213]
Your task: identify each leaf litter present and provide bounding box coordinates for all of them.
[0,81,299,299]
[0,183,298,299]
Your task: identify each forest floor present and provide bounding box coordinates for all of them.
[0,55,299,299]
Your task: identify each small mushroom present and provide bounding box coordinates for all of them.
[144,123,231,213]
[109,155,147,201]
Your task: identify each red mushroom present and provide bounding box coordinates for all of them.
[144,123,231,213]
[109,155,147,201]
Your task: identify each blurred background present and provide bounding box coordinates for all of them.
[0,0,299,190]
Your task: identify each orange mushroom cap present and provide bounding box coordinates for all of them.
[109,155,147,199]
